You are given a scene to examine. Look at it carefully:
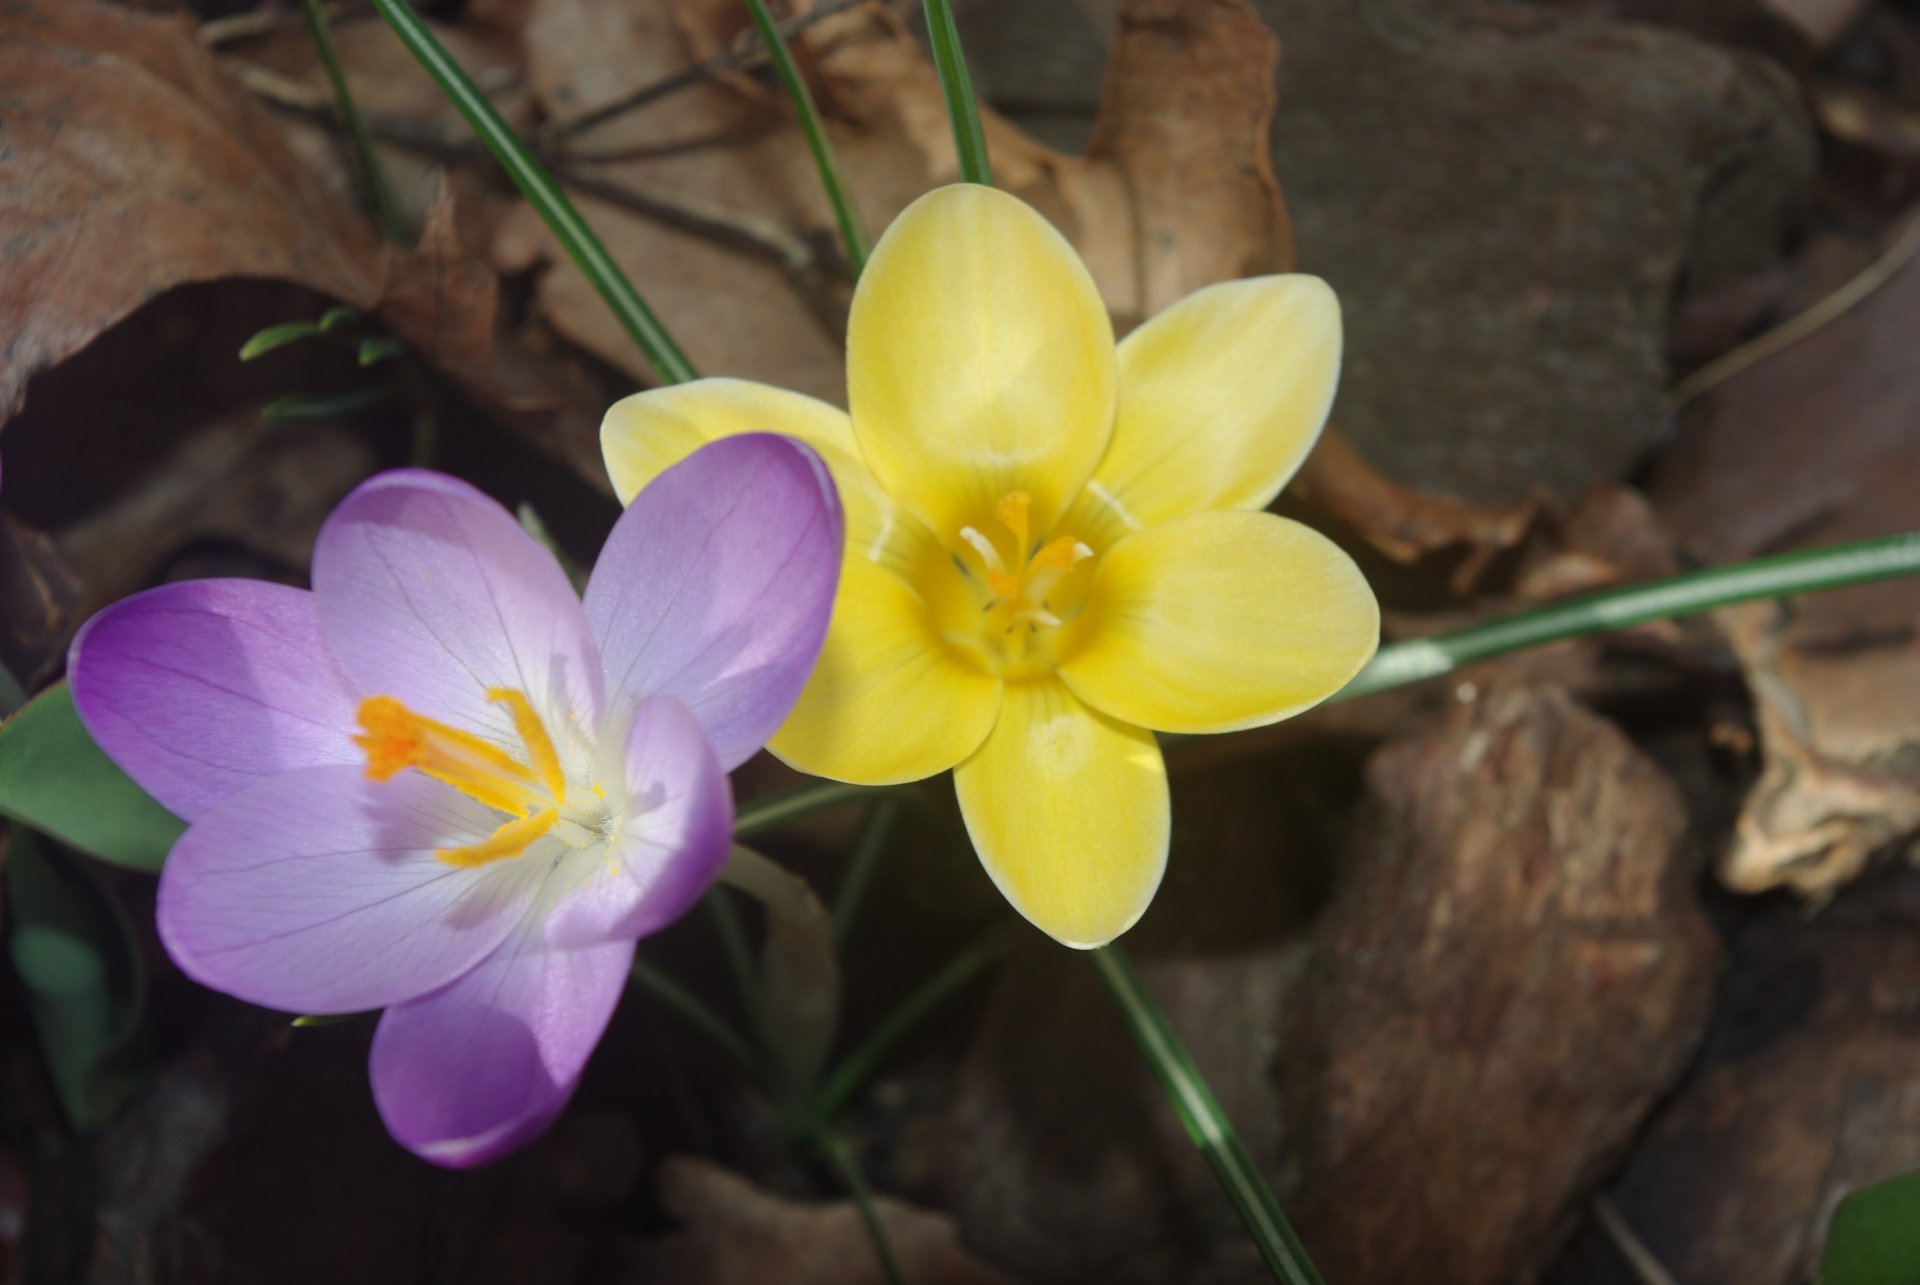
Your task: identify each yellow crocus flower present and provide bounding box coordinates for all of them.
[601,184,1379,948]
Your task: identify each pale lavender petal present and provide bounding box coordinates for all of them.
[545,695,731,948]
[68,581,359,821]
[370,919,636,1168]
[157,765,543,1014]
[311,469,602,747]
[583,434,842,771]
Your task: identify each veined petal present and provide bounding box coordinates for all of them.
[584,435,841,772]
[767,557,1001,785]
[312,470,602,749]
[370,918,635,1169]
[1064,276,1341,548]
[848,184,1116,538]
[1060,510,1378,734]
[68,580,358,821]
[156,765,542,1015]
[546,695,731,948]
[954,678,1167,949]
[600,377,930,578]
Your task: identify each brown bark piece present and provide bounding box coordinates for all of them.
[1275,686,1719,1285]
[0,0,383,420]
[1654,236,1920,897]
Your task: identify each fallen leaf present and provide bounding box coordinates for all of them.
[1653,233,1920,897]
[626,1156,1017,1285]
[498,0,1294,401]
[0,0,382,421]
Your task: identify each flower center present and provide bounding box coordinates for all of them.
[355,690,607,867]
[932,491,1095,677]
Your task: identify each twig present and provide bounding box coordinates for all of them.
[1593,1197,1682,1285]
[1665,210,1920,411]
[533,0,871,147]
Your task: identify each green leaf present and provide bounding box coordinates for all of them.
[0,683,184,871]
[0,661,25,718]
[357,335,407,366]
[1821,1169,1920,1285]
[6,829,146,1130]
[317,305,363,333]
[238,319,324,361]
[262,386,392,421]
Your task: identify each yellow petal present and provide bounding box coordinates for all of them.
[601,377,930,577]
[848,185,1116,539]
[954,677,1167,949]
[769,557,1002,785]
[1062,276,1341,549]
[1060,510,1378,734]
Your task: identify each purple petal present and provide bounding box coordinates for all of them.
[157,765,543,1014]
[311,469,602,748]
[546,695,732,949]
[68,581,359,821]
[583,434,842,771]
[369,921,636,1168]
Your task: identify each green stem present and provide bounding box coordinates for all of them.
[1341,530,1920,699]
[811,1128,907,1285]
[832,796,902,948]
[802,923,1014,1131]
[365,0,697,384]
[629,953,769,1088]
[1090,946,1324,1285]
[704,887,766,1049]
[730,530,1920,830]
[300,0,410,243]
[921,0,991,186]
[742,0,870,276]
[736,779,878,836]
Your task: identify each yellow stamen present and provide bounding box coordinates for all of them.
[487,688,567,803]
[354,695,544,817]
[995,491,1032,557]
[436,808,560,868]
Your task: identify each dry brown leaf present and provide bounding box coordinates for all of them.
[626,1156,1017,1285]
[498,0,1293,401]
[0,515,81,689]
[1655,234,1920,898]
[1293,427,1547,585]
[0,0,382,421]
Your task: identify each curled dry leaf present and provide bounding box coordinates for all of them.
[626,1156,1018,1285]
[0,516,81,689]
[1292,427,1548,584]
[1655,234,1920,898]
[0,0,382,421]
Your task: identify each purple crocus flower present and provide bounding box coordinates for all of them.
[68,435,841,1167]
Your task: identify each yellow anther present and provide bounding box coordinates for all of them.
[437,808,560,868]
[487,688,567,803]
[1030,536,1091,573]
[985,569,1023,601]
[354,694,551,818]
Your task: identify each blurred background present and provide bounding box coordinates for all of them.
[2,0,1918,1281]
